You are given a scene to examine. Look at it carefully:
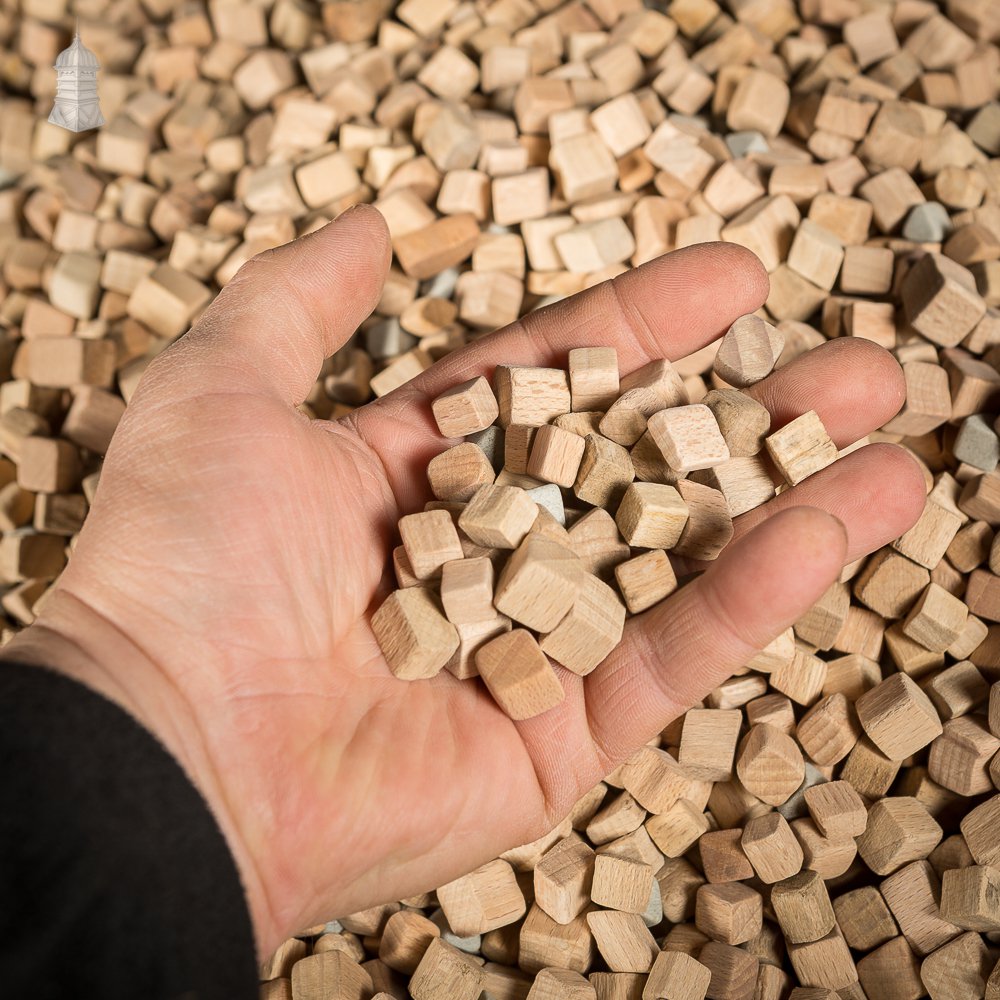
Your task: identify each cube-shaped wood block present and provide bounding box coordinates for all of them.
[539,574,626,676]
[590,853,653,914]
[673,480,734,562]
[614,549,677,615]
[901,582,969,653]
[695,882,763,945]
[573,433,635,508]
[431,376,500,438]
[533,836,595,925]
[494,535,584,632]
[435,859,527,936]
[856,796,942,875]
[410,938,486,1000]
[615,482,689,549]
[645,950,712,1000]
[476,629,565,721]
[678,709,742,781]
[527,424,586,488]
[458,485,539,549]
[741,813,803,884]
[440,557,495,625]
[647,404,730,474]
[765,410,838,486]
[371,588,459,680]
[399,508,465,579]
[856,673,943,761]
[427,443,496,502]
[902,252,987,348]
[290,950,373,1000]
[494,365,571,428]
[568,347,620,411]
[712,315,784,388]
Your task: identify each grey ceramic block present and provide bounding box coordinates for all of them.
[726,130,769,158]
[468,425,505,472]
[954,414,1000,473]
[526,483,566,525]
[902,202,953,243]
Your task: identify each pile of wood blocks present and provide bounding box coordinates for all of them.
[2,0,1000,996]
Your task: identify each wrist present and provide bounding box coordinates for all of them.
[2,585,276,959]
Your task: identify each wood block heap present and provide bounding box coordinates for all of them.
[373,340,806,717]
[3,0,1000,996]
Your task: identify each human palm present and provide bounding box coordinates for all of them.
[7,207,925,958]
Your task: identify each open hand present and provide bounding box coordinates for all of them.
[5,206,926,958]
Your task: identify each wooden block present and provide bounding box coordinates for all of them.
[587,910,659,974]
[549,131,619,203]
[841,736,901,800]
[371,588,459,680]
[34,493,86,537]
[698,829,754,884]
[882,362,952,437]
[697,941,759,1000]
[803,780,867,840]
[853,550,931,619]
[534,836,595,925]
[690,456,776,518]
[991,681,1000,737]
[903,253,987,348]
[590,853,653,915]
[504,426,537,476]
[939,865,1000,932]
[436,859,526,936]
[746,693,796,733]
[290,950,372,1000]
[765,411,838,486]
[378,911,441,974]
[62,387,126,455]
[428,444,496,503]
[440,557,495,625]
[786,928,857,992]
[961,793,1000,868]
[701,389,770,458]
[432,376,499,438]
[528,425,586,489]
[678,709,742,781]
[795,582,851,652]
[736,724,805,806]
[920,930,992,1000]
[491,168,550,227]
[614,549,677,615]
[399,509,465,580]
[740,813,803,885]
[17,437,80,494]
[555,218,636,274]
[25,337,116,389]
[726,69,790,139]
[672,481,734,562]
[459,485,538,549]
[856,673,944,761]
[787,221,844,293]
[770,648,827,707]
[525,967,595,1000]
[856,797,943,876]
[0,532,66,583]
[770,870,835,945]
[926,661,990,720]
[569,348,620,412]
[796,693,858,767]
[615,482,689,549]
[395,215,479,280]
[494,535,584,631]
[646,404,729,474]
[928,715,1000,796]
[643,950,711,1000]
[893,498,964,570]
[495,366,571,429]
[857,937,924,1000]
[881,860,963,958]
[409,938,486,1000]
[834,887,898,953]
[539,574,626,677]
[695,883,762,946]
[475,629,566,720]
[646,800,711,859]
[574,434,635,509]
[127,263,211,338]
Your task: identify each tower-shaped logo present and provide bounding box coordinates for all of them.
[48,30,105,132]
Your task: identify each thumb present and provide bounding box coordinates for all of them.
[144,205,391,406]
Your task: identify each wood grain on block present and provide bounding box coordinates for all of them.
[856,937,924,1000]
[697,941,759,1000]
[672,481,734,562]
[614,549,677,615]
[371,588,459,680]
[901,583,969,652]
[735,724,805,806]
[690,455,776,518]
[290,950,373,1000]
[524,967,594,1000]
[494,534,584,632]
[853,549,931,619]
[568,347,619,414]
[539,574,625,676]
[574,433,635,508]
[702,389,770,458]
[699,829,753,884]
[881,860,963,958]
[713,315,784,388]
[590,853,653,915]
[440,556,495,625]
[856,797,943,876]
[476,629,564,720]
[678,709,742,782]
[377,910,440,974]
[586,910,659,974]
[395,214,480,279]
[436,859,527,936]
[695,882,763,946]
[795,693,859,766]
[645,800,711,859]
[533,836,595,925]
[855,672,943,761]
[902,253,987,348]
[740,813,804,884]
[771,870,836,944]
[495,366,571,428]
[459,484,539,549]
[427,442,496,502]
[765,410,838,486]
[786,928,857,992]
[432,376,499,438]
[615,482,688,549]
[25,337,116,389]
[928,715,1000,796]
[445,614,512,681]
[17,437,80,494]
[567,508,630,578]
[803,781,867,840]
[409,938,486,1000]
[504,425,537,475]
[644,949,711,1000]
[399,508,464,579]
[646,404,729,474]
[528,424,586,488]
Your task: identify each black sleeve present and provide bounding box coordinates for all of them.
[0,660,258,1000]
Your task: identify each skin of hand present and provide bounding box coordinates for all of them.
[3,205,927,959]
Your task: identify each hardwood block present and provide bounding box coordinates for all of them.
[436,859,526,936]
[803,780,867,840]
[643,949,711,1000]
[834,887,897,952]
[697,941,759,1000]
[741,813,803,884]
[290,950,373,1000]
[615,482,689,549]
[440,557,495,625]
[678,709,742,781]
[505,425,537,476]
[927,661,990,720]
[400,509,465,580]
[569,348,620,412]
[492,169,550,227]
[526,967,596,1000]
[528,425,586,489]
[765,411,838,486]
[614,549,677,615]
[127,263,211,338]
[25,337,116,389]
[928,715,1000,796]
[550,131,619,204]
[991,681,1000,737]
[540,574,625,677]
[567,508,631,578]
[857,797,943,876]
[795,582,850,652]
[857,937,924,1000]
[919,930,992,1000]
[428,443,496,502]
[494,535,584,632]
[459,485,539,549]
[17,437,80,494]
[787,222,844,293]
[534,836,595,926]
[432,376,500,438]
[880,860,962,958]
[883,362,952,437]
[645,800,711,858]
[586,910,659,974]
[409,939,486,1000]
[735,724,804,807]
[856,673,944,762]
[574,433,635,509]
[786,928,857,992]
[726,69,790,139]
[745,693,796,733]
[903,253,987,348]
[495,366,571,428]
[701,389,770,459]
[62,387,126,455]
[555,218,636,274]
[672,481,734,562]
[771,870,835,945]
[770,648,827,707]
[841,736,901,800]
[853,550,931,619]
[695,883,762,946]
[939,865,1000,932]
[690,456,776,518]
[0,532,66,583]
[646,404,729,474]
[378,911,441,974]
[591,853,654,915]
[698,829,754,884]
[371,588,459,680]
[395,215,480,280]
[893,498,964,570]
[961,794,1000,867]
